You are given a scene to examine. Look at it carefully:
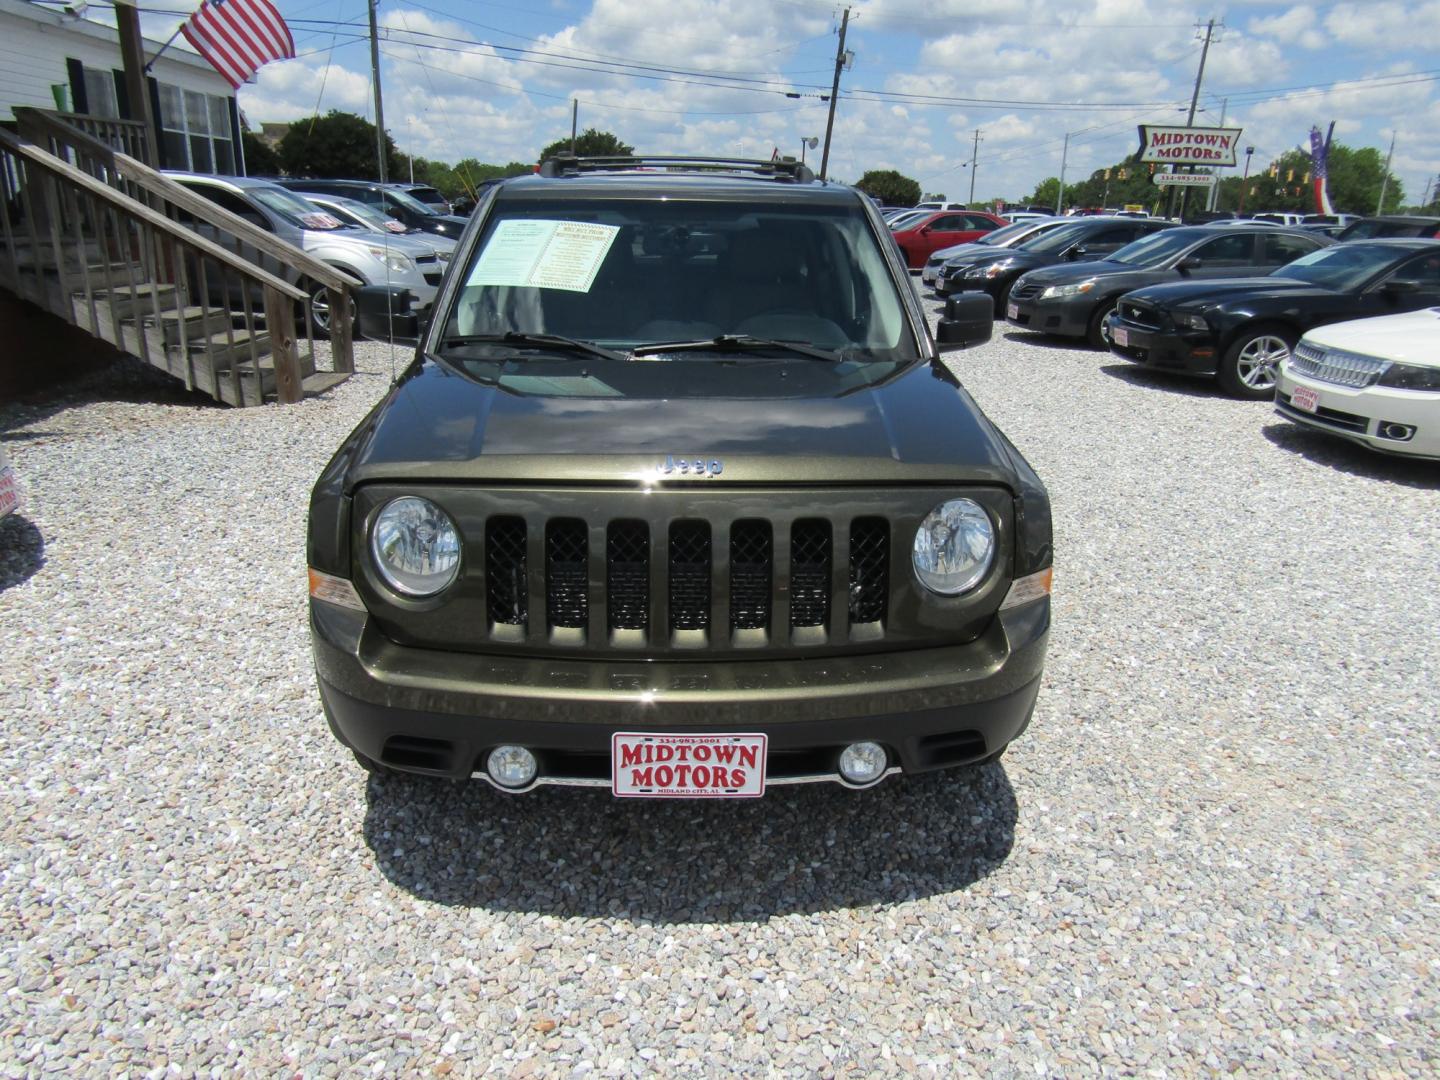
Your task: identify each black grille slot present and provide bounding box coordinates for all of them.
[1009,282,1040,301]
[848,517,889,624]
[790,519,832,629]
[485,516,528,627]
[668,521,712,632]
[730,520,772,631]
[546,519,589,630]
[606,521,649,631]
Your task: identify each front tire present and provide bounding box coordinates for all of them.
[1086,299,1120,349]
[1219,324,1295,399]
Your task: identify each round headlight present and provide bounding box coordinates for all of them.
[912,499,995,595]
[370,496,461,596]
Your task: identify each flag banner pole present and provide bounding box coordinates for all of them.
[144,20,192,73]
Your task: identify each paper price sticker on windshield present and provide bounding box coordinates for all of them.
[612,733,767,798]
[469,219,620,293]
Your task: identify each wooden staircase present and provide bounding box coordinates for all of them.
[0,110,354,406]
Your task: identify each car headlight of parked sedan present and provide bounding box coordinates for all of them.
[1171,310,1211,332]
[964,261,1012,280]
[912,499,995,595]
[370,496,462,596]
[1039,280,1096,300]
[1376,363,1440,391]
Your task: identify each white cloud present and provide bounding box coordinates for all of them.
[1247,6,1328,49]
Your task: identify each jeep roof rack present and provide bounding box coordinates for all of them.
[538,155,817,183]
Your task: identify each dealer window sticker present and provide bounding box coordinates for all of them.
[468,219,620,293]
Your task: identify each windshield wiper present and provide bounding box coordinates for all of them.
[439,331,628,363]
[631,334,847,362]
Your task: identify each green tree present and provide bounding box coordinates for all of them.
[854,169,921,207]
[1025,177,1084,213]
[539,128,634,161]
[277,110,400,180]
[241,130,281,177]
[1209,141,1403,215]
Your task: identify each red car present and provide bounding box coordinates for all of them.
[891,210,1007,269]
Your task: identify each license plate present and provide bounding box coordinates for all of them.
[1291,385,1320,413]
[1112,326,1129,347]
[0,466,19,518]
[611,732,767,798]
[1006,302,1019,319]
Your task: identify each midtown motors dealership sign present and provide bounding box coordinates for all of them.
[1137,125,1244,166]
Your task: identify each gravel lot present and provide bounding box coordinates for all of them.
[2,311,1437,1076]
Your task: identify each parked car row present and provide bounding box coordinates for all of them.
[922,217,1440,460]
[163,172,471,338]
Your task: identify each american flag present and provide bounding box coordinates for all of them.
[181,0,296,90]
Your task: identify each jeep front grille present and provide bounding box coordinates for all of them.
[789,519,832,629]
[481,512,889,646]
[606,520,649,631]
[668,521,712,631]
[485,516,528,625]
[545,519,588,629]
[729,520,772,631]
[362,486,1013,658]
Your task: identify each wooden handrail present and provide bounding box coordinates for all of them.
[12,107,356,295]
[0,127,305,301]
[13,108,122,169]
[109,156,360,294]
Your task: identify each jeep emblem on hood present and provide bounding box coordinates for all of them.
[660,455,723,477]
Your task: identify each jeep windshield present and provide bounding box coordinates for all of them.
[436,197,922,379]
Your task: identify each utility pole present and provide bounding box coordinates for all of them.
[368,0,387,183]
[1206,97,1227,211]
[1169,17,1218,221]
[968,128,982,204]
[571,99,578,154]
[1055,132,1070,214]
[818,6,850,180]
[1376,132,1396,213]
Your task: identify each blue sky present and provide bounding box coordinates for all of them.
[133,0,1440,206]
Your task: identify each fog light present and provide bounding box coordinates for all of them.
[838,742,888,785]
[487,745,537,788]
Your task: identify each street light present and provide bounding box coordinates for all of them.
[1237,145,1255,213]
[800,136,818,164]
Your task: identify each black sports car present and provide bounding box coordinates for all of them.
[1105,239,1440,398]
[937,217,1171,312]
[1006,226,1330,347]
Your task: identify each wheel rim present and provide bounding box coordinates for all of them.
[1236,334,1289,390]
[1096,305,1117,345]
[310,285,331,332]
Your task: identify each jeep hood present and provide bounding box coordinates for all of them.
[345,356,1019,488]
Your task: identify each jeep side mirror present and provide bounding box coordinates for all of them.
[1065,244,1088,260]
[1176,256,1201,274]
[1384,279,1421,296]
[935,292,994,351]
[356,285,427,344]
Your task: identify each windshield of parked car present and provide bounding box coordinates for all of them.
[1271,242,1406,290]
[888,211,930,231]
[1108,229,1208,267]
[439,196,920,381]
[1014,221,1096,254]
[313,196,408,234]
[251,186,344,230]
[978,220,1044,246]
[385,188,440,216]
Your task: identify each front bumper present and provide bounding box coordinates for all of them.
[1275,369,1440,460]
[311,596,1050,788]
[1005,296,1090,337]
[1106,318,1220,376]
